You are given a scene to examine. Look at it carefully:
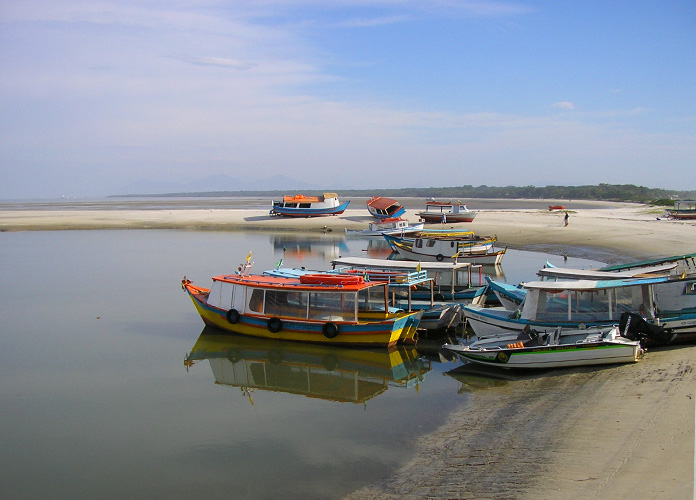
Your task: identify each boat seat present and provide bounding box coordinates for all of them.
[548,327,562,345]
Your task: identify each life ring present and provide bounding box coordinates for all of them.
[267,317,283,333]
[436,254,444,262]
[322,322,339,339]
[226,309,240,324]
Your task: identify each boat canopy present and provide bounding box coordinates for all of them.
[367,196,399,210]
[522,276,670,292]
[537,262,678,280]
[331,256,472,271]
[598,252,696,272]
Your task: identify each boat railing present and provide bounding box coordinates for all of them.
[332,267,431,287]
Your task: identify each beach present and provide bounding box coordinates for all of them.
[1,199,694,499]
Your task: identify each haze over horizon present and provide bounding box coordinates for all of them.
[2,1,695,199]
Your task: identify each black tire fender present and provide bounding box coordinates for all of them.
[226,309,240,324]
[436,254,444,262]
[267,317,283,333]
[322,322,339,339]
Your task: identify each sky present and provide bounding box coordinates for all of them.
[1,0,695,199]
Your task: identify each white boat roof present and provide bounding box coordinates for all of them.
[523,276,670,291]
[331,256,472,270]
[537,262,678,280]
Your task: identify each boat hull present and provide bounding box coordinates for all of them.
[186,286,419,346]
[445,341,642,369]
[393,244,506,265]
[368,205,406,220]
[418,213,477,223]
[270,201,350,217]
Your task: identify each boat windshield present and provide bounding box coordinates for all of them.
[526,286,652,322]
[357,285,387,312]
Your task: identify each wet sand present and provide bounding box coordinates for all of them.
[1,199,695,498]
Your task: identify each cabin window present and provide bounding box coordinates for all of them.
[285,203,297,208]
[299,203,311,208]
[685,282,696,295]
[264,290,309,319]
[308,292,356,322]
[248,289,264,313]
[358,286,386,312]
[534,287,648,322]
[426,240,436,248]
[415,240,423,248]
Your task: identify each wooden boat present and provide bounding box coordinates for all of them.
[416,200,478,223]
[329,256,500,319]
[185,329,431,403]
[665,200,696,220]
[548,205,565,211]
[463,276,694,345]
[270,193,349,217]
[366,196,406,219]
[331,256,487,302]
[597,252,696,275]
[345,218,424,237]
[384,233,505,265]
[484,277,526,310]
[266,263,464,331]
[182,260,421,347]
[444,325,644,369]
[383,232,495,255]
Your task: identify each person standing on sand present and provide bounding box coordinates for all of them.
[564,212,569,227]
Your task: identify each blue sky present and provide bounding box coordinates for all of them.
[1,1,694,198]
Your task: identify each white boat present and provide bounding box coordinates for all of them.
[463,276,694,345]
[384,233,505,265]
[416,200,478,223]
[331,256,486,302]
[270,193,349,217]
[345,218,424,237]
[444,325,643,369]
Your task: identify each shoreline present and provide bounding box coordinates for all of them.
[1,200,695,498]
[0,201,693,263]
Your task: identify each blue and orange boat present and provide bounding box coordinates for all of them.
[270,193,349,217]
[182,260,421,346]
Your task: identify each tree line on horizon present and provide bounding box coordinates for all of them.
[133,184,694,205]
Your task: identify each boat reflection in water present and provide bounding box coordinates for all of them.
[185,327,431,404]
[271,234,349,262]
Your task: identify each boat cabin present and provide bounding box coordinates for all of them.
[520,279,660,323]
[207,274,392,323]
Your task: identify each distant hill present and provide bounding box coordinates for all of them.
[113,183,694,205]
[115,174,320,196]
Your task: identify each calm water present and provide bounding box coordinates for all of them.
[0,229,602,499]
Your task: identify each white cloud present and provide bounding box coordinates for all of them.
[553,101,575,110]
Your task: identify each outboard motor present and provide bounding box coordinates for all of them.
[619,312,673,345]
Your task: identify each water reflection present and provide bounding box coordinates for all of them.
[271,234,350,261]
[186,328,432,404]
[446,362,569,393]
